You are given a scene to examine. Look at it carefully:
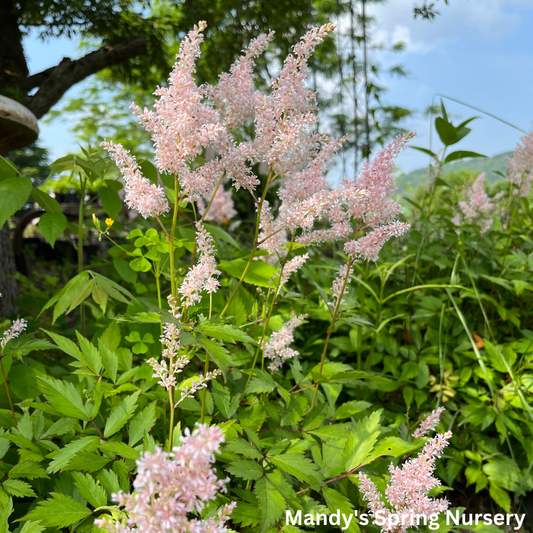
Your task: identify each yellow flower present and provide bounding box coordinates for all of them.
[105,218,114,227]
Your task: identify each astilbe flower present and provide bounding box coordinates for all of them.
[329,263,353,309]
[279,254,309,287]
[95,424,235,533]
[179,224,221,308]
[147,296,189,391]
[1,318,28,352]
[101,141,169,219]
[454,173,501,233]
[507,130,533,197]
[207,32,274,130]
[253,24,335,177]
[132,22,228,199]
[263,314,307,371]
[278,134,412,261]
[413,407,445,439]
[359,411,451,533]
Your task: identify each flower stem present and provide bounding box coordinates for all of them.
[220,171,274,318]
[0,357,16,426]
[245,233,296,389]
[167,175,180,452]
[201,172,225,222]
[310,258,354,410]
[78,177,86,337]
[200,351,210,423]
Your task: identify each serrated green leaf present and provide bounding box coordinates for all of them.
[38,377,90,421]
[99,341,119,383]
[41,417,77,439]
[198,323,255,344]
[212,381,240,418]
[224,438,262,460]
[100,441,140,460]
[8,462,48,480]
[128,401,157,447]
[343,410,382,471]
[46,436,100,473]
[219,258,277,287]
[22,493,92,527]
[75,331,102,374]
[254,476,285,532]
[63,452,111,472]
[104,391,140,438]
[72,472,108,508]
[268,454,320,484]
[227,459,263,480]
[2,479,36,497]
[198,338,232,377]
[19,520,46,533]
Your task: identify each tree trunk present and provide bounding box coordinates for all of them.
[0,223,18,318]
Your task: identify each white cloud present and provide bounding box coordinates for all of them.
[367,0,529,54]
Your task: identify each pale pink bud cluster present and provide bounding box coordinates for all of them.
[280,254,309,287]
[1,318,27,352]
[455,173,500,233]
[179,224,221,307]
[101,141,169,219]
[359,409,451,533]
[413,407,445,439]
[329,263,353,309]
[95,424,235,533]
[507,130,533,197]
[273,134,412,261]
[207,32,274,130]
[132,22,228,199]
[147,296,189,391]
[344,221,410,262]
[263,314,307,372]
[176,370,222,408]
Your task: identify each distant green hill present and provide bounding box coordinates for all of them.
[396,151,512,197]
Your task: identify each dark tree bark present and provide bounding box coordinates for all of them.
[23,35,147,119]
[0,224,18,318]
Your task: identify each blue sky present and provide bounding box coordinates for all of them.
[24,0,533,174]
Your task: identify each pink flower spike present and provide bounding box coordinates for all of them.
[1,318,27,352]
[263,314,307,371]
[413,407,445,439]
[95,424,235,533]
[101,141,169,219]
[179,223,221,308]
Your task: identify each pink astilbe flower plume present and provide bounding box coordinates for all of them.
[101,141,169,219]
[179,224,221,308]
[95,424,235,533]
[330,263,353,309]
[264,314,307,371]
[1,318,27,352]
[359,409,451,533]
[132,22,227,199]
[147,296,189,391]
[208,32,274,130]
[454,173,501,233]
[507,130,533,197]
[413,407,445,439]
[280,253,309,287]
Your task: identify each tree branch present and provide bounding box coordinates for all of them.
[23,35,147,119]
